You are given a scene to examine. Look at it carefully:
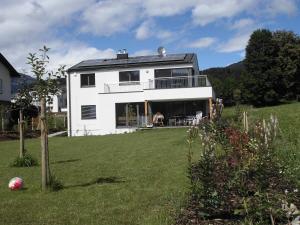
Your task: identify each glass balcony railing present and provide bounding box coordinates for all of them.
[103,75,210,93]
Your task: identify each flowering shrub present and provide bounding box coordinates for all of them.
[177,115,300,225]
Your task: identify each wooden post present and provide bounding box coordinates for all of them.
[209,98,212,120]
[144,100,148,125]
[136,104,140,127]
[19,110,25,158]
[63,115,66,128]
[125,104,129,127]
[54,114,57,129]
[1,116,4,132]
[40,97,50,191]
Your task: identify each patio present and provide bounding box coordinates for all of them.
[115,100,209,128]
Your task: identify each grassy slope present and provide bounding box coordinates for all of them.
[0,128,198,225]
[222,102,300,134]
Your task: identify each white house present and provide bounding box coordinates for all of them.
[0,53,19,104]
[67,50,215,136]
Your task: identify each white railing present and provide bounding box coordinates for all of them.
[103,75,210,93]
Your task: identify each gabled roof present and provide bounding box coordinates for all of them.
[0,53,20,77]
[68,53,197,72]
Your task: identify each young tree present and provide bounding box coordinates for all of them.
[11,85,33,158]
[27,46,65,190]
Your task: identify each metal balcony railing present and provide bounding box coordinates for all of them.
[103,75,210,93]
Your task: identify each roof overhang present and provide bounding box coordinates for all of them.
[0,53,20,77]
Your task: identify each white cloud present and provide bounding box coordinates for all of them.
[48,44,115,70]
[135,20,174,41]
[1,40,115,73]
[135,20,154,40]
[80,0,140,36]
[217,33,251,53]
[231,18,255,30]
[0,0,92,47]
[192,0,255,26]
[142,0,196,17]
[132,49,155,56]
[265,0,298,16]
[187,37,217,48]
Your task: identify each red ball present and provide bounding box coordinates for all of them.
[8,177,23,190]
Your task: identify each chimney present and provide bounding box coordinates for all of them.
[117,49,128,59]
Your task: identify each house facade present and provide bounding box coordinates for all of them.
[67,51,215,136]
[0,53,19,104]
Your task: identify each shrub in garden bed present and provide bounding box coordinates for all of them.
[11,153,38,167]
[176,117,300,225]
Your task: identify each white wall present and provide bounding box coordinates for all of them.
[68,64,213,136]
[0,62,11,102]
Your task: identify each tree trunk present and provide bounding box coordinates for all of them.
[40,97,51,190]
[19,110,25,158]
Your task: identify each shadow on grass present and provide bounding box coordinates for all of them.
[51,159,81,164]
[65,176,124,189]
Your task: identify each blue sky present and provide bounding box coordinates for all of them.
[0,0,299,72]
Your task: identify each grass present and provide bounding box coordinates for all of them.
[0,102,299,225]
[0,128,199,225]
[222,101,300,134]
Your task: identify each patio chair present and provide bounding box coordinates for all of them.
[194,111,203,125]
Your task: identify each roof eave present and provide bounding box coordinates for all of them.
[0,53,20,77]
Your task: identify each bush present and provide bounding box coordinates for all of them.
[10,154,38,167]
[49,174,63,191]
[179,115,300,224]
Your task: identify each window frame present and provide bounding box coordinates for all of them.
[81,105,96,120]
[119,70,140,86]
[80,73,95,88]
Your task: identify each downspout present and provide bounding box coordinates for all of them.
[67,72,72,137]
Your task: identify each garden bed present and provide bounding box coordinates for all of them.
[175,112,300,225]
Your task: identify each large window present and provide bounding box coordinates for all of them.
[81,105,96,120]
[154,68,193,89]
[115,102,144,127]
[0,79,2,94]
[154,68,192,78]
[81,74,95,87]
[119,70,140,85]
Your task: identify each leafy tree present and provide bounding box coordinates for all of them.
[244,29,300,106]
[244,29,280,106]
[273,31,300,100]
[27,46,66,190]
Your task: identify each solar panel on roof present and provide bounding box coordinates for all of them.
[68,53,194,70]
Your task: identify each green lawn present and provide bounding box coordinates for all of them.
[0,128,197,225]
[0,102,299,225]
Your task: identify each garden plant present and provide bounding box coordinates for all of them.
[176,113,300,225]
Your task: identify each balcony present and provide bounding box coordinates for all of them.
[103,75,210,93]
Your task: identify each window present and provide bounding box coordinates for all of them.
[154,69,171,78]
[115,103,144,127]
[119,71,140,85]
[154,68,193,89]
[81,74,95,87]
[0,79,2,94]
[154,68,192,78]
[81,105,96,119]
